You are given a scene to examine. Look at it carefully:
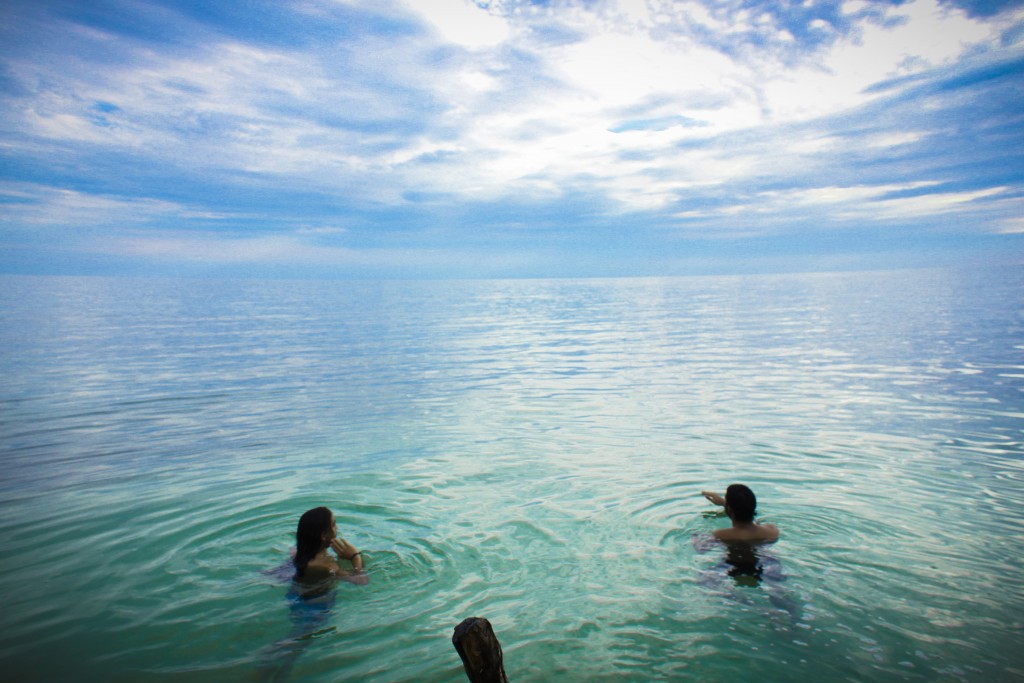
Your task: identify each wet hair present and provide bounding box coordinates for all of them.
[725,484,757,523]
[294,506,333,577]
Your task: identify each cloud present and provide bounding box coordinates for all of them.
[0,0,1021,277]
[997,217,1024,234]
[400,0,511,48]
[0,182,190,228]
[87,227,550,278]
[749,183,1011,223]
[377,0,1020,213]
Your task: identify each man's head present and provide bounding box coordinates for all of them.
[725,484,757,523]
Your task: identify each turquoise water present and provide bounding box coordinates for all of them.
[1,268,1022,682]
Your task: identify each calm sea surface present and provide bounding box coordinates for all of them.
[0,268,1022,682]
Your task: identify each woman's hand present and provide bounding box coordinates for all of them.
[331,537,364,572]
[330,537,356,558]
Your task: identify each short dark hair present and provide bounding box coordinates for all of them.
[725,484,757,523]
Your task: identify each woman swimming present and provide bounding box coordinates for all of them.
[293,506,365,580]
[257,508,366,681]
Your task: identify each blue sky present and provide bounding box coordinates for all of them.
[1,0,1022,278]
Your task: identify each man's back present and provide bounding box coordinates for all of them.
[713,522,779,542]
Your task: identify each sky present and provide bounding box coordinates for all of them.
[0,0,1022,279]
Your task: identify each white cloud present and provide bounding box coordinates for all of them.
[996,217,1024,234]
[864,131,928,148]
[385,0,1017,210]
[0,183,185,227]
[371,6,765,205]
[841,1,870,15]
[100,228,537,274]
[871,186,1010,219]
[0,182,254,232]
[112,233,337,264]
[400,0,511,49]
[779,183,939,207]
[671,182,1014,232]
[3,0,1020,233]
[764,0,1006,121]
[296,225,348,236]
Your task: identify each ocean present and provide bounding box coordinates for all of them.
[1,267,1022,682]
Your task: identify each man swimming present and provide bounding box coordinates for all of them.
[702,484,779,542]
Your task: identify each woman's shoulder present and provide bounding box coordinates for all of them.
[304,556,342,576]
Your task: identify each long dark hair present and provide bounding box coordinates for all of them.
[294,506,333,577]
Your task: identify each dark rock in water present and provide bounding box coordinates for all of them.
[453,617,509,683]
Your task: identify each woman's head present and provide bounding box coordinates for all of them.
[294,506,336,577]
[725,484,757,523]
